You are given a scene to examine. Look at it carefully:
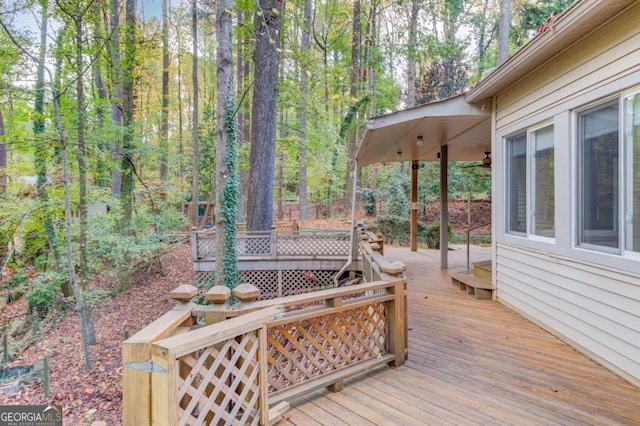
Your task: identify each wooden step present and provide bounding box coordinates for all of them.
[473,261,492,281]
[450,271,494,300]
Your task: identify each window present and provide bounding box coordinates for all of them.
[507,132,527,234]
[625,93,640,253]
[577,100,619,250]
[506,125,555,238]
[532,126,555,237]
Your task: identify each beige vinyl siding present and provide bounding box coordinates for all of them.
[491,1,640,387]
[495,2,640,131]
[496,243,640,387]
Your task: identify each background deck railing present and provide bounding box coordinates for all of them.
[192,227,360,301]
[191,227,352,260]
[123,278,406,425]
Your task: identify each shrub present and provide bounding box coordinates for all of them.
[374,215,453,248]
[26,271,66,316]
[423,221,453,249]
[358,189,377,217]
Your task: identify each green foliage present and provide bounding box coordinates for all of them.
[423,221,453,249]
[85,205,176,293]
[26,271,65,314]
[3,271,27,289]
[82,288,111,310]
[382,166,409,218]
[220,84,239,290]
[375,215,412,245]
[511,0,574,47]
[375,216,453,248]
[358,189,377,217]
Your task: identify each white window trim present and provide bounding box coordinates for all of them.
[503,123,555,242]
[574,96,622,255]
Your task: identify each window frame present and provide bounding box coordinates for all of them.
[575,97,622,255]
[504,123,555,241]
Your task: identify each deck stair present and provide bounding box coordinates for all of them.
[450,261,494,299]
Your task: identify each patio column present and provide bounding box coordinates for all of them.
[440,145,448,269]
[410,160,418,251]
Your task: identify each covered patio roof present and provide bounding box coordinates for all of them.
[355,94,492,166]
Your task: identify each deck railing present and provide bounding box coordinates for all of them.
[191,228,352,260]
[123,277,406,425]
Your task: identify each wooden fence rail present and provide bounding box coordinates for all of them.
[123,279,406,425]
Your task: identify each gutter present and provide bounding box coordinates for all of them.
[466,0,630,103]
[334,159,358,285]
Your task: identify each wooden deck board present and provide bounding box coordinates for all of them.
[279,246,640,425]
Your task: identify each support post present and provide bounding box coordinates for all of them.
[440,145,448,269]
[410,160,418,251]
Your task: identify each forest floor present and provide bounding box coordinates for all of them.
[0,243,193,425]
[0,204,491,424]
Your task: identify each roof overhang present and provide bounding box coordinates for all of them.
[355,94,491,167]
[466,0,633,103]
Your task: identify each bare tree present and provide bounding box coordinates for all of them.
[297,0,312,221]
[0,108,5,195]
[344,0,362,203]
[406,0,420,108]
[190,0,200,227]
[120,0,136,234]
[159,0,169,184]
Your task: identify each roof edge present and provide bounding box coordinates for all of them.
[465,0,630,103]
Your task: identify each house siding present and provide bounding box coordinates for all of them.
[496,243,640,386]
[493,2,640,387]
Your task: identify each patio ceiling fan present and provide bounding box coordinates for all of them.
[462,151,491,169]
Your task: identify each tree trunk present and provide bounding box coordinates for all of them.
[34,1,67,295]
[109,0,123,196]
[407,0,419,108]
[120,0,136,234]
[176,27,184,182]
[190,1,200,227]
[498,0,511,65]
[52,30,96,366]
[159,0,169,184]
[246,0,282,231]
[297,0,311,221]
[214,0,239,289]
[74,6,89,284]
[0,108,5,194]
[344,0,361,204]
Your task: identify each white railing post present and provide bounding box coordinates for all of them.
[270,226,278,258]
[190,227,198,260]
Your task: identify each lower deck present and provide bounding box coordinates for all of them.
[278,245,640,425]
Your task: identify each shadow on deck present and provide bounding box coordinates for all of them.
[279,245,640,425]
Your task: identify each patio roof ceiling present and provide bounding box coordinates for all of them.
[355,94,491,167]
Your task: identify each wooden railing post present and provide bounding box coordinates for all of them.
[270,226,278,258]
[122,310,192,426]
[151,344,178,425]
[190,227,198,260]
[387,279,407,368]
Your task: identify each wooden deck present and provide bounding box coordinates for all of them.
[277,245,640,425]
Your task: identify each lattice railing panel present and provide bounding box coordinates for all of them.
[282,270,337,296]
[276,236,350,257]
[194,231,352,259]
[195,271,215,288]
[266,302,387,393]
[237,233,271,256]
[240,270,279,300]
[196,235,216,259]
[176,332,261,426]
